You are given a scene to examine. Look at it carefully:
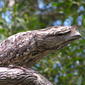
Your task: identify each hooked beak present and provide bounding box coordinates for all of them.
[70,26,81,40]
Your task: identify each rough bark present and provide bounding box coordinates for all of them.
[0,67,53,85]
[0,26,81,85]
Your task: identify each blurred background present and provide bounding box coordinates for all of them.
[0,0,85,85]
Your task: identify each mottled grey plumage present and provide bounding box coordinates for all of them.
[0,26,81,67]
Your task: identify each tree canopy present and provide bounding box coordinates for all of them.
[0,0,85,85]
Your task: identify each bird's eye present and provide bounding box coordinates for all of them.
[57,31,71,36]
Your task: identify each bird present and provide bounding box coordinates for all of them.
[0,26,81,68]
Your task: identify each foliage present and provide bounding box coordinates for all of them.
[0,0,85,84]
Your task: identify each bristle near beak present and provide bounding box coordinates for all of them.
[70,26,81,39]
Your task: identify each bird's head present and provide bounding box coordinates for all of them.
[36,26,81,50]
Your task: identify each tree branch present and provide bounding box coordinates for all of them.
[0,67,53,85]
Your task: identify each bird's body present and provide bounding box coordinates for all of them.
[0,26,81,67]
[0,31,35,67]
